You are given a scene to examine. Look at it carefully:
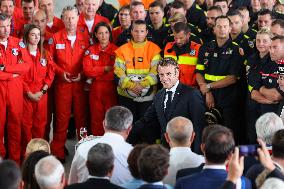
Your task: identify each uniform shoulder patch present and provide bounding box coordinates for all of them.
[85,50,90,56]
[19,41,25,48]
[48,38,53,45]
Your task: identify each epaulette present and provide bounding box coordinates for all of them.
[75,135,101,150]
[244,34,250,39]
[232,41,239,46]
[252,28,257,33]
[196,4,202,10]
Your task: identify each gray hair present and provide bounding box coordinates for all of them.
[104,106,133,131]
[256,113,284,144]
[61,5,78,18]
[260,178,284,189]
[166,116,193,145]
[35,156,64,189]
[87,143,114,176]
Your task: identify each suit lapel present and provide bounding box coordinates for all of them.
[157,89,167,121]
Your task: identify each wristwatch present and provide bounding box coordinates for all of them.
[206,83,211,91]
[41,89,47,94]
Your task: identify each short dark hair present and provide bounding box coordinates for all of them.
[0,0,15,6]
[173,22,190,34]
[228,10,243,19]
[157,57,179,70]
[22,151,50,189]
[207,5,222,13]
[215,15,232,25]
[171,1,185,10]
[258,9,273,18]
[149,1,164,11]
[119,5,130,13]
[201,124,225,143]
[87,143,114,177]
[130,1,144,10]
[272,19,284,28]
[138,144,169,182]
[0,160,22,189]
[204,126,235,164]
[272,129,284,159]
[93,21,113,43]
[127,144,148,179]
[21,0,35,5]
[271,35,284,43]
[130,19,147,31]
[237,6,248,12]
[213,0,228,5]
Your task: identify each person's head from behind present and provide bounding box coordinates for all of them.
[0,160,23,189]
[130,20,148,43]
[165,116,195,147]
[86,143,114,177]
[103,106,133,138]
[271,129,284,160]
[202,126,235,164]
[260,178,284,189]
[255,113,283,145]
[22,151,50,189]
[25,138,50,157]
[157,57,180,89]
[34,156,65,189]
[172,22,190,48]
[138,144,169,183]
[127,144,148,179]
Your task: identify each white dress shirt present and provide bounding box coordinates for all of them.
[68,132,133,185]
[163,147,205,186]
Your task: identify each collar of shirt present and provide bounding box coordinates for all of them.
[147,181,163,186]
[273,161,284,171]
[88,175,110,180]
[103,132,125,142]
[203,164,226,170]
[165,80,179,95]
[170,146,193,154]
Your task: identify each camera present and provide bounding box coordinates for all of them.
[238,145,260,156]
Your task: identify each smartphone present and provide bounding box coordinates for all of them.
[239,145,260,156]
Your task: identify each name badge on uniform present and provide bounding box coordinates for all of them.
[56,44,65,49]
[40,58,47,66]
[189,50,196,56]
[12,48,19,56]
[90,54,99,60]
[213,53,218,57]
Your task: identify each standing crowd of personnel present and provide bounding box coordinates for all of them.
[1,0,284,165]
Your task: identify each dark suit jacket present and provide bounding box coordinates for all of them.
[176,163,204,180]
[128,82,206,153]
[139,184,167,189]
[175,169,251,189]
[65,178,124,189]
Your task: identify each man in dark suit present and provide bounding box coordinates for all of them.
[128,57,206,153]
[175,126,252,189]
[66,143,123,189]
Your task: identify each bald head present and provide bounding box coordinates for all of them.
[33,10,47,34]
[166,116,194,146]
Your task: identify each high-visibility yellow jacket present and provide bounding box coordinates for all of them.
[114,40,161,101]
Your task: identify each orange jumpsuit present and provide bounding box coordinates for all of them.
[83,43,118,136]
[0,37,31,163]
[22,50,54,156]
[49,29,90,159]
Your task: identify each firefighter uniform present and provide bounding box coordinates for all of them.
[112,26,124,44]
[148,24,169,49]
[196,39,243,143]
[97,1,118,24]
[233,33,255,59]
[114,40,161,121]
[21,50,55,155]
[49,29,90,160]
[83,43,118,136]
[246,53,269,143]
[0,37,31,163]
[164,41,201,87]
[185,2,207,30]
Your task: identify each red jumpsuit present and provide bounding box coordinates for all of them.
[49,29,90,159]
[46,16,65,34]
[77,13,109,37]
[83,43,118,136]
[0,37,31,163]
[21,50,55,156]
